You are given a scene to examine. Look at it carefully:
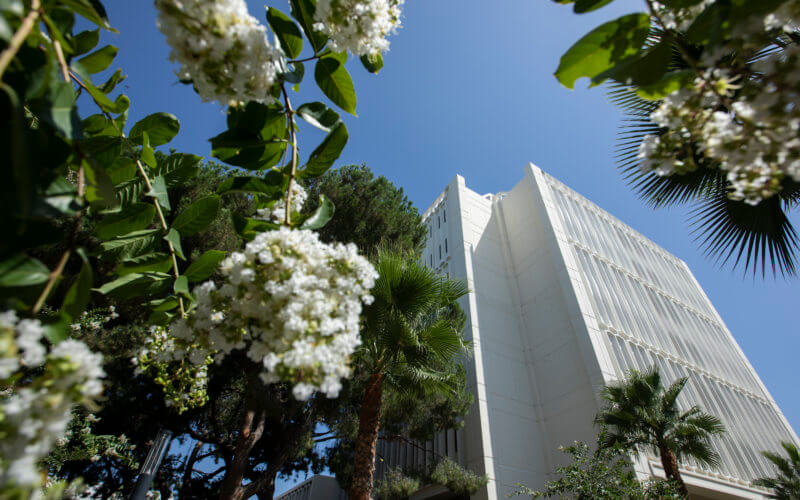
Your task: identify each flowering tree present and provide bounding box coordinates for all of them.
[554,0,800,276]
[0,0,404,496]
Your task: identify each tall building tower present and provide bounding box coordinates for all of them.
[391,164,798,500]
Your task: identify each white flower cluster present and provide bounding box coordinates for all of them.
[142,228,377,402]
[155,0,277,105]
[313,0,404,55]
[638,3,800,205]
[0,312,104,491]
[256,183,308,223]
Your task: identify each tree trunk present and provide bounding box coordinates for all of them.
[219,378,266,500]
[349,372,384,500]
[659,446,689,498]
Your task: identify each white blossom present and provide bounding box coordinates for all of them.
[0,314,104,491]
[155,0,278,105]
[256,183,308,223]
[140,228,377,402]
[313,0,404,55]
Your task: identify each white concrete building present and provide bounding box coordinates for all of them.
[376,164,799,500]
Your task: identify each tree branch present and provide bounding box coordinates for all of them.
[0,0,41,80]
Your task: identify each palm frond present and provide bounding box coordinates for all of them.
[690,181,800,277]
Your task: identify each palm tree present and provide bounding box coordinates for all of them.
[754,441,800,499]
[595,366,726,497]
[348,252,470,500]
[608,31,800,278]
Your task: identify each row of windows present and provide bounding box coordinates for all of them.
[428,208,447,235]
[428,238,448,267]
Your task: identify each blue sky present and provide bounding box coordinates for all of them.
[88,0,798,492]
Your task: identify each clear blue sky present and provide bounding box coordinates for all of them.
[87,0,798,492]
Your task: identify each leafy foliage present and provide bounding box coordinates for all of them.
[754,442,800,499]
[374,458,487,500]
[511,432,681,499]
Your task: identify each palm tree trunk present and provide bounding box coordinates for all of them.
[659,447,689,497]
[349,372,384,500]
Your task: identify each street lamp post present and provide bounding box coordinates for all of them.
[130,428,173,500]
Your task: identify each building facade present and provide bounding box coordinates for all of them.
[376,164,799,500]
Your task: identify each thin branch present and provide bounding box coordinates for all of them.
[313,435,340,443]
[0,0,41,81]
[281,84,298,226]
[133,158,186,316]
[32,162,84,314]
[288,54,321,64]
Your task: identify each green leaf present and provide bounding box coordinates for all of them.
[315,52,357,115]
[41,176,79,216]
[268,7,303,59]
[147,174,170,212]
[73,28,100,56]
[289,0,328,53]
[59,0,113,30]
[591,36,672,87]
[554,13,651,89]
[148,296,178,312]
[29,80,82,139]
[233,213,279,241]
[163,228,185,260]
[172,195,220,236]
[106,157,137,185]
[216,171,287,199]
[300,122,348,178]
[73,73,128,114]
[210,102,287,169]
[77,45,117,73]
[296,101,341,132]
[159,153,202,187]
[43,319,69,344]
[281,61,305,84]
[84,159,119,209]
[116,253,172,276]
[360,52,383,74]
[61,248,92,321]
[0,254,49,287]
[140,131,157,168]
[300,194,334,230]
[96,272,171,299]
[97,229,161,260]
[81,135,123,166]
[99,68,126,94]
[636,70,694,100]
[129,112,181,147]
[183,250,227,282]
[94,203,155,240]
[574,0,615,13]
[174,275,190,298]
[82,113,112,135]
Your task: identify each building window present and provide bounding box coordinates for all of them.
[429,224,432,237]
[445,238,448,253]
[443,209,446,222]
[437,215,440,228]
[430,254,433,267]
[439,245,442,259]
